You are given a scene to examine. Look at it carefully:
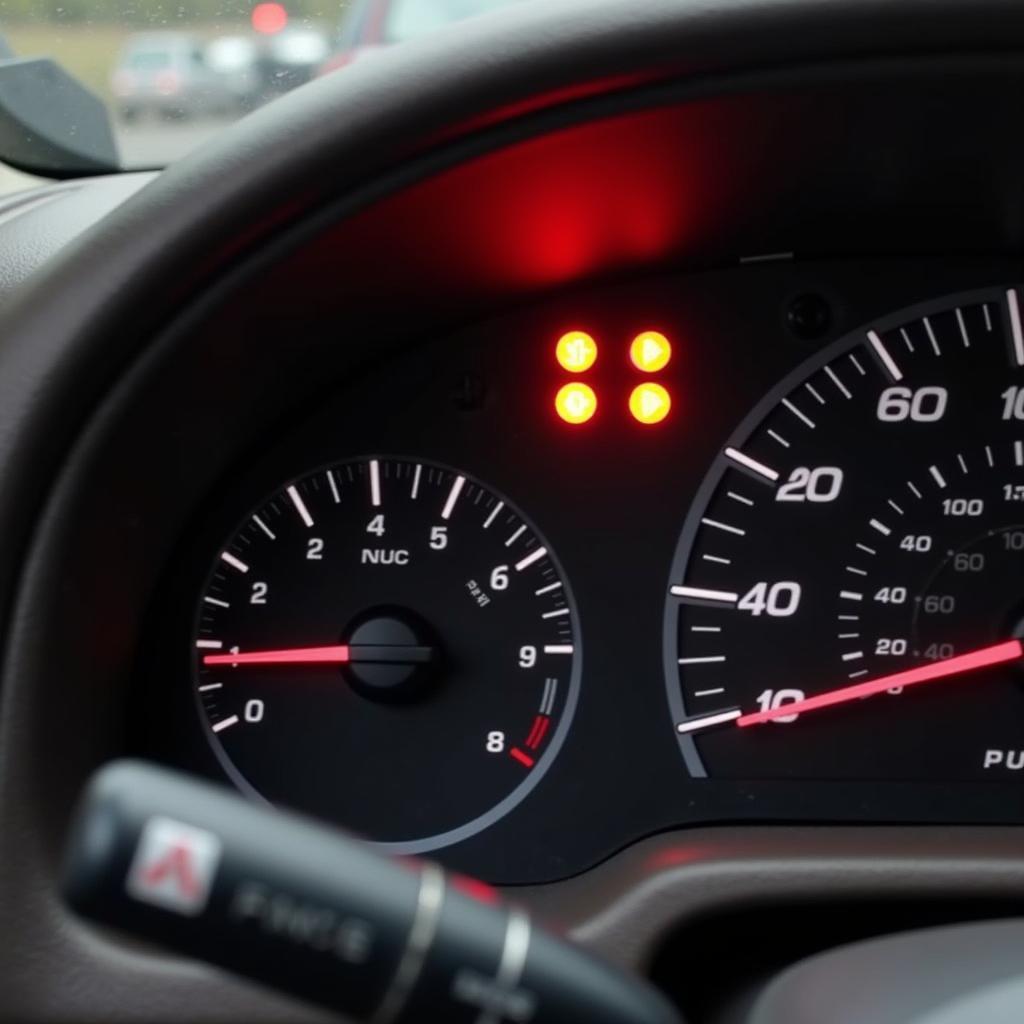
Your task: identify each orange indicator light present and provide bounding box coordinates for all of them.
[555,382,597,424]
[629,382,671,424]
[630,331,672,372]
[555,331,598,373]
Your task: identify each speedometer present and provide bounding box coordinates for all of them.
[665,286,1024,781]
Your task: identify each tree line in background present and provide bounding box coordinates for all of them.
[0,0,341,24]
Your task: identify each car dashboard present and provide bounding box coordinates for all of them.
[1,1,1024,1020]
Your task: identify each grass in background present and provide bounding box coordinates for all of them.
[7,25,132,100]
[5,23,248,101]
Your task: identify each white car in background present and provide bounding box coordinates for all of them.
[111,33,232,121]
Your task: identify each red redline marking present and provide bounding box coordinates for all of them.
[525,714,544,748]
[527,716,551,750]
[525,718,540,748]
[510,747,535,768]
[202,645,350,666]
[737,639,1024,727]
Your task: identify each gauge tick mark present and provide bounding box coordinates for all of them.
[220,552,249,574]
[701,517,745,537]
[676,709,742,735]
[505,524,527,546]
[671,585,739,605]
[824,365,852,399]
[483,501,504,528]
[515,547,547,572]
[867,330,903,381]
[782,398,816,429]
[1007,289,1024,366]
[287,485,314,528]
[441,475,465,520]
[956,307,970,347]
[252,515,276,540]
[724,446,779,483]
[369,459,382,507]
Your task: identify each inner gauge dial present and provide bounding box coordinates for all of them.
[665,287,1024,781]
[194,457,580,853]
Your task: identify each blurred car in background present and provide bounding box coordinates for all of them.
[111,33,234,121]
[318,0,524,76]
[204,35,262,113]
[260,26,330,98]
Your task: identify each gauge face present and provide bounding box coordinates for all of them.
[194,458,580,852]
[665,287,1024,781]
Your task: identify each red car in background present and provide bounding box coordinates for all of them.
[318,0,523,75]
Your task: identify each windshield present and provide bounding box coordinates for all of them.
[126,50,175,71]
[385,0,516,43]
[0,0,527,180]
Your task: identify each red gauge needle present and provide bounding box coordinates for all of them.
[202,645,350,665]
[736,638,1024,727]
[201,643,436,666]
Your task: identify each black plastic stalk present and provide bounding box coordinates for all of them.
[63,761,681,1024]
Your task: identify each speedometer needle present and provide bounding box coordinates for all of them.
[736,638,1023,727]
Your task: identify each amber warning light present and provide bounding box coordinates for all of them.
[629,382,671,424]
[555,331,598,372]
[555,382,597,424]
[552,329,674,426]
[630,331,672,372]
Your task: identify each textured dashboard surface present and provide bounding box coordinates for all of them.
[0,174,153,304]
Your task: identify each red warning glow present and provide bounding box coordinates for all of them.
[252,2,288,34]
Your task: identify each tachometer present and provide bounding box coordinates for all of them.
[665,287,1024,781]
[194,457,580,852]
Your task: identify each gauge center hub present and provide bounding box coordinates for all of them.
[342,607,439,703]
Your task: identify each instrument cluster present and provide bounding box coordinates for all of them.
[141,259,1024,883]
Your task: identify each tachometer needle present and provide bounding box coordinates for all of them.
[202,645,351,665]
[736,638,1023,727]
[201,643,436,666]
